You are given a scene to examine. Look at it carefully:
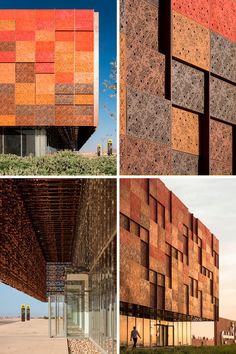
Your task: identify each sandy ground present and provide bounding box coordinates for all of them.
[0,318,68,354]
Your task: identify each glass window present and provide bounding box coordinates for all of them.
[22,129,35,156]
[157,202,165,228]
[120,315,128,346]
[141,241,149,268]
[120,213,130,231]
[0,128,3,153]
[130,220,140,237]
[151,320,157,347]
[144,319,150,347]
[136,317,144,346]
[4,128,21,155]
[150,196,157,223]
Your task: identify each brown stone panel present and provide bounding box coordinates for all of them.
[125,0,159,51]
[120,135,172,175]
[173,11,210,70]
[172,151,199,175]
[210,77,236,125]
[75,83,93,94]
[55,94,74,105]
[0,41,16,51]
[127,87,171,144]
[55,83,74,94]
[210,119,232,165]
[0,93,15,115]
[172,107,199,156]
[120,32,126,135]
[16,63,35,83]
[210,159,232,175]
[172,60,205,114]
[0,180,47,302]
[126,44,165,97]
[35,105,55,125]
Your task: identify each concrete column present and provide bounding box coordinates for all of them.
[35,128,47,157]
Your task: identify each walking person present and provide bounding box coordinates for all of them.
[130,326,141,349]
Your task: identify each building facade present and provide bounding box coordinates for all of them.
[120,178,219,347]
[0,179,116,353]
[0,9,99,156]
[215,318,236,345]
[120,0,236,175]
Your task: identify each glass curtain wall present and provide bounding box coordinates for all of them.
[120,315,191,348]
[49,295,66,337]
[1,128,35,156]
[89,237,116,353]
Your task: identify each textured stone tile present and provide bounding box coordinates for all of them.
[172,151,199,175]
[173,0,210,28]
[127,87,171,144]
[211,0,236,42]
[173,11,210,70]
[16,63,35,83]
[16,105,34,117]
[126,44,165,97]
[0,93,15,114]
[120,134,171,175]
[75,83,93,94]
[55,105,74,125]
[0,41,15,51]
[125,0,159,51]
[210,160,232,175]
[74,105,94,116]
[172,60,204,113]
[55,83,74,94]
[172,107,199,156]
[120,32,126,135]
[55,94,74,105]
[210,119,232,164]
[0,84,14,93]
[35,105,55,125]
[211,32,236,83]
[210,77,236,124]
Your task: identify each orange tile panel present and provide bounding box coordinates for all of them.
[75,72,94,84]
[55,10,74,30]
[16,83,35,104]
[55,58,74,73]
[172,107,199,156]
[0,63,15,83]
[0,20,15,31]
[0,115,15,126]
[35,30,54,41]
[15,10,36,31]
[55,31,74,41]
[16,41,35,62]
[172,0,210,28]
[75,52,94,73]
[36,74,55,94]
[55,72,74,83]
[173,11,210,70]
[75,94,94,105]
[75,10,94,31]
[36,51,54,63]
[211,0,236,42]
[55,41,74,52]
[36,41,55,52]
[75,32,94,51]
[36,94,55,105]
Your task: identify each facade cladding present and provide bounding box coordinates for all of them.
[0,179,116,354]
[120,178,219,347]
[120,0,236,175]
[0,10,98,155]
[215,317,236,345]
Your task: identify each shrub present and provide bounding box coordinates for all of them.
[0,151,117,176]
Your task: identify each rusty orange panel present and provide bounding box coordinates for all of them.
[0,115,15,125]
[75,94,93,105]
[0,52,15,62]
[75,52,94,73]
[55,72,74,84]
[55,31,74,42]
[0,10,16,20]
[0,20,15,31]
[15,31,35,41]
[36,41,54,52]
[75,10,94,31]
[16,41,35,62]
[0,31,15,41]
[15,10,36,31]
[36,74,54,95]
[36,94,54,105]
[0,63,15,83]
[36,30,54,41]
[75,32,94,51]
[211,0,236,41]
[172,0,210,28]
[35,63,54,74]
[75,72,94,84]
[172,107,199,156]
[16,83,35,105]
[36,10,55,30]
[173,11,210,70]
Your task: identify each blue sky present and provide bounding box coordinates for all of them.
[1,0,117,153]
[0,283,48,317]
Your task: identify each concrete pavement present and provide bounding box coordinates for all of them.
[0,318,68,354]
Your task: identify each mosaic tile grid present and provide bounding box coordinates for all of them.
[0,10,96,127]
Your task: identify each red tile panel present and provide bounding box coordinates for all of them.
[55,10,74,30]
[211,0,236,42]
[172,0,210,28]
[75,10,94,31]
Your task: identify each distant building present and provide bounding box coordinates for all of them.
[120,178,219,347]
[215,318,236,345]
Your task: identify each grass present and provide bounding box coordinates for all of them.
[0,151,117,175]
[120,345,236,354]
